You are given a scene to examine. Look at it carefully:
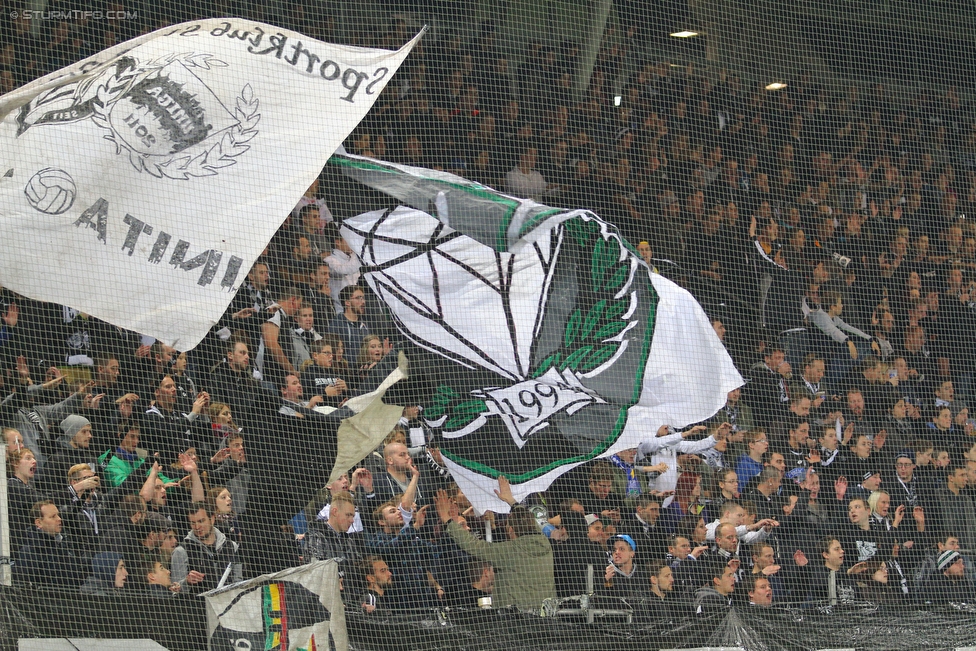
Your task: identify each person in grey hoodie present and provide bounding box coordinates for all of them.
[694,560,736,615]
[170,503,242,594]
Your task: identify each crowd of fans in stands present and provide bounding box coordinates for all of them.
[3,3,976,624]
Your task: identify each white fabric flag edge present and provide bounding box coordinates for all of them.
[0,20,424,351]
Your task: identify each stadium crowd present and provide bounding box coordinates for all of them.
[2,5,976,623]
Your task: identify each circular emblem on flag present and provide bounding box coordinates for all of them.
[24,167,76,214]
[15,53,261,181]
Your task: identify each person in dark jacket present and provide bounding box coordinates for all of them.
[599,534,644,601]
[14,500,87,589]
[207,338,261,416]
[6,447,40,555]
[306,490,362,563]
[746,348,793,429]
[142,375,210,465]
[922,550,976,604]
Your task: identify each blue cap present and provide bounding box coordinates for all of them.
[785,467,807,483]
[610,534,636,551]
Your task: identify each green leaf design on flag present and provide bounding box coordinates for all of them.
[426,384,488,430]
[530,216,631,379]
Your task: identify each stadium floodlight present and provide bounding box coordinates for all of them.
[670,30,699,37]
[765,81,788,90]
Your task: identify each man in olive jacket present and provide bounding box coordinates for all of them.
[434,479,555,610]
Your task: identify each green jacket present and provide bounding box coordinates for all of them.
[98,450,172,487]
[446,520,555,610]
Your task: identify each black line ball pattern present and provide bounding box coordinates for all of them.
[24,167,76,215]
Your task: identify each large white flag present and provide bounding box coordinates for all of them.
[0,20,421,350]
[203,560,346,651]
[333,154,744,513]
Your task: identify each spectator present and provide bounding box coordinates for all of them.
[80,551,128,595]
[328,285,372,358]
[289,305,323,371]
[735,430,769,489]
[693,561,736,615]
[505,144,549,200]
[934,465,976,552]
[142,375,210,465]
[638,425,722,506]
[208,338,260,414]
[805,537,862,605]
[746,348,792,428]
[646,559,677,611]
[323,226,361,311]
[14,500,87,589]
[170,503,243,595]
[922,550,976,604]
[306,490,361,563]
[219,262,272,357]
[746,574,774,607]
[255,286,304,385]
[132,555,179,597]
[6,447,39,554]
[579,462,626,526]
[434,479,556,610]
[359,555,395,613]
[97,422,150,488]
[37,414,99,496]
[306,262,338,331]
[599,534,642,600]
[300,338,350,407]
[445,559,494,609]
[619,494,668,560]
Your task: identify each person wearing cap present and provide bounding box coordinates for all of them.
[912,532,974,594]
[552,509,607,598]
[599,534,642,600]
[922,549,976,604]
[847,469,882,502]
[36,413,101,497]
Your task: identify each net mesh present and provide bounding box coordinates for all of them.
[2,2,976,650]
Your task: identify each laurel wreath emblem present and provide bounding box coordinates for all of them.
[90,52,261,180]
